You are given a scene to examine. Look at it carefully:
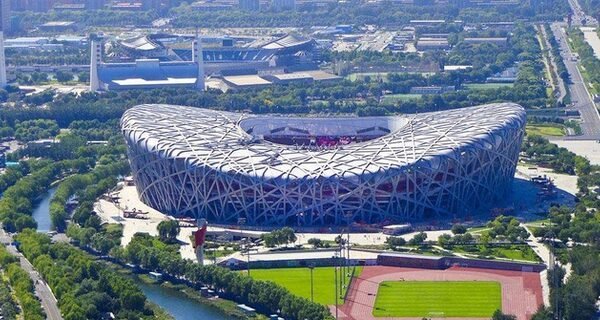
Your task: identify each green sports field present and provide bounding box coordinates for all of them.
[373,281,501,317]
[249,266,361,305]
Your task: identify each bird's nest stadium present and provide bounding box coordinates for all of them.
[121,103,525,226]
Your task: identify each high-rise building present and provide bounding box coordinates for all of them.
[142,0,161,10]
[238,0,259,11]
[272,0,294,10]
[0,32,7,88]
[13,0,53,12]
[86,0,105,10]
[0,0,9,34]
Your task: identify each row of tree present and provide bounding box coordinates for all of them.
[14,119,60,142]
[543,24,570,85]
[0,245,45,320]
[568,28,600,94]
[260,227,297,248]
[0,274,18,320]
[50,159,129,231]
[14,230,156,320]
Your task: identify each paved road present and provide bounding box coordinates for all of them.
[539,25,568,102]
[0,230,63,320]
[550,23,600,139]
[567,0,598,26]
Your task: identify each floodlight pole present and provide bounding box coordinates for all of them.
[308,264,315,302]
[247,241,250,276]
[347,225,351,277]
[334,253,338,320]
[339,230,344,296]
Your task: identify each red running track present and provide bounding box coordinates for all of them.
[330,266,543,320]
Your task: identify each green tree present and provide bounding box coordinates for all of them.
[157,220,180,243]
[451,224,467,234]
[55,71,74,83]
[491,310,516,320]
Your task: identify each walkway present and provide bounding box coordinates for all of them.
[523,225,551,306]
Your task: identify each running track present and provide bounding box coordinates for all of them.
[331,266,543,320]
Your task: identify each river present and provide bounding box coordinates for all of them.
[135,279,235,320]
[31,187,233,320]
[32,187,57,232]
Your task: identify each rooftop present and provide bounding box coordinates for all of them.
[121,103,526,179]
[223,75,272,86]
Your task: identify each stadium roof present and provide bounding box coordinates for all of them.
[98,59,199,89]
[120,35,163,51]
[260,34,313,50]
[121,103,525,180]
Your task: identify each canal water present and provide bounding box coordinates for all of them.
[31,187,232,320]
[32,187,57,232]
[135,280,234,320]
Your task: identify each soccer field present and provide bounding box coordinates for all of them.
[249,266,361,305]
[373,281,501,317]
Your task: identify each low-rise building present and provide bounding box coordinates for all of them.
[410,85,455,94]
[416,38,449,50]
[191,1,234,11]
[272,0,295,9]
[39,21,77,32]
[223,74,272,90]
[464,37,508,46]
[444,65,473,71]
[262,72,313,85]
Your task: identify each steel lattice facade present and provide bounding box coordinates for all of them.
[122,103,525,226]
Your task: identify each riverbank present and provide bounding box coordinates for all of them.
[107,264,260,320]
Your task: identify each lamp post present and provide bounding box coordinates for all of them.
[308,263,315,303]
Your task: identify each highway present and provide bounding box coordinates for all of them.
[0,229,63,320]
[550,22,600,139]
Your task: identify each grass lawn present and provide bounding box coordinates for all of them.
[249,266,362,305]
[381,93,422,104]
[451,245,541,263]
[373,281,501,317]
[526,123,565,136]
[464,83,513,90]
